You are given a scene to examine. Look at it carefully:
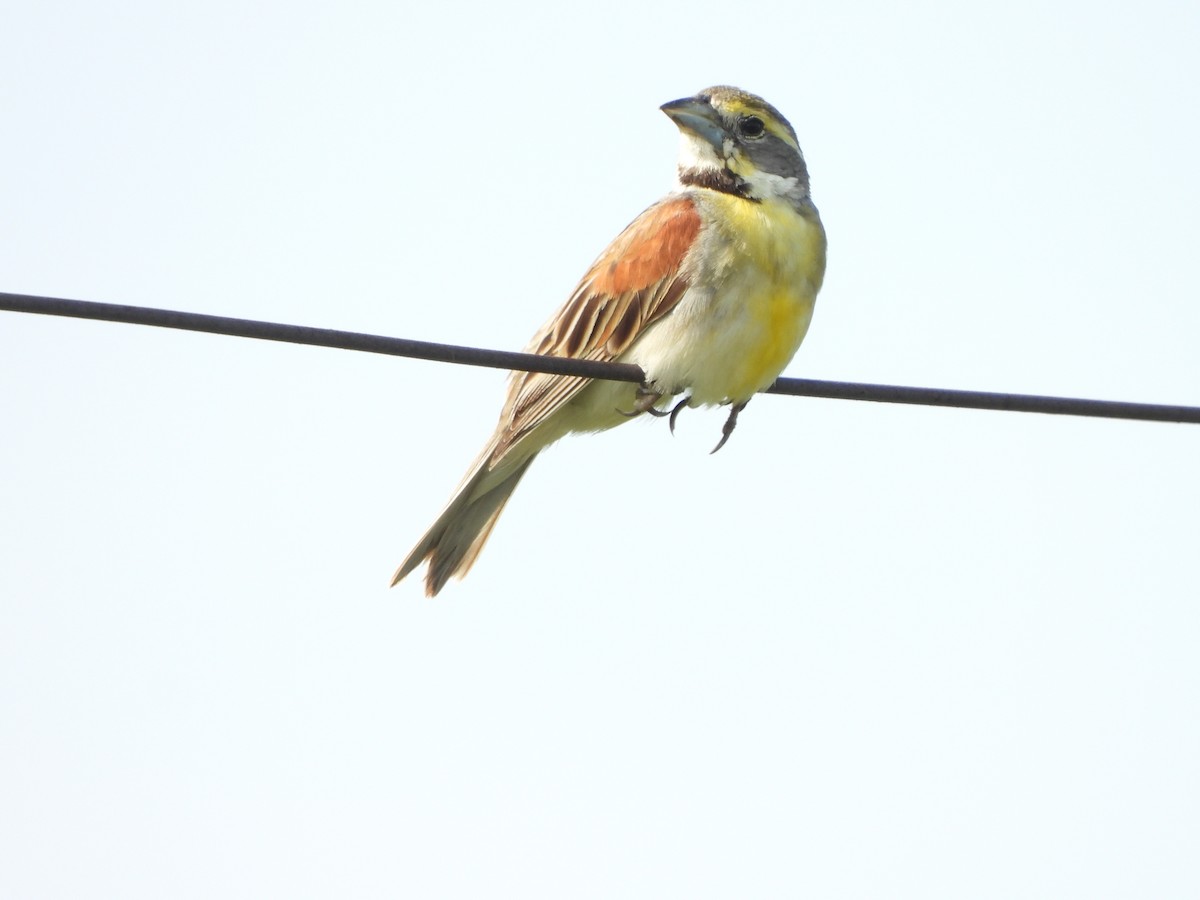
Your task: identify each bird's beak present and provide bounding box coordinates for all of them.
[660,97,725,152]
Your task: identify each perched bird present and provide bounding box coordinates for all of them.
[392,86,827,596]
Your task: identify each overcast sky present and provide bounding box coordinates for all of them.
[3,2,1199,897]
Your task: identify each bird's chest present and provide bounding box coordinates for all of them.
[691,197,825,396]
[705,194,824,315]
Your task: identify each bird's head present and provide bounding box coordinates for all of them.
[661,86,810,203]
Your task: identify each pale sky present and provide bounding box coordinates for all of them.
[3,1,1199,897]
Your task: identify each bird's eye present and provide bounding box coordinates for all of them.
[738,116,766,138]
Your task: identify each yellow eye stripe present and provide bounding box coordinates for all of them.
[716,99,799,150]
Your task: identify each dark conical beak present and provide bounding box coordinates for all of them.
[660,97,725,152]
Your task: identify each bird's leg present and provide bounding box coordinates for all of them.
[616,384,666,418]
[710,400,749,454]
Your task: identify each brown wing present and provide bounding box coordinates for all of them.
[491,195,702,459]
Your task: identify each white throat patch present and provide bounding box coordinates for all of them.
[676,131,725,173]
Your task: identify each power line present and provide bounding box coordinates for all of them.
[3,290,1199,426]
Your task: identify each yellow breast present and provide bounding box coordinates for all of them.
[705,193,827,399]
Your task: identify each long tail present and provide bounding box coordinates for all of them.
[390,448,537,596]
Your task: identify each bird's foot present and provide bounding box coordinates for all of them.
[617,384,666,418]
[710,400,749,455]
[618,386,692,438]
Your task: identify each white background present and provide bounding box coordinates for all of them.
[3,2,1199,897]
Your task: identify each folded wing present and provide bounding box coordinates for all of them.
[493,195,702,458]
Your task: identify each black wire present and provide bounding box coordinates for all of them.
[3,291,1199,425]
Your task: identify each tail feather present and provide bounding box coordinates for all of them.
[391,452,536,596]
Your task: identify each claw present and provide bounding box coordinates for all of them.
[710,400,749,454]
[667,396,691,434]
[616,384,665,418]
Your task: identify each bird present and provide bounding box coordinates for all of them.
[392,86,827,596]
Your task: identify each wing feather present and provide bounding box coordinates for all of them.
[493,196,701,459]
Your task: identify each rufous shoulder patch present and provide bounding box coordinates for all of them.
[589,196,701,296]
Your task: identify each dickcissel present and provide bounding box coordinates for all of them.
[393,86,826,596]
